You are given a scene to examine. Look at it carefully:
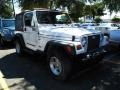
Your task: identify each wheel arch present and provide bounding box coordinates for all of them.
[0,34,1,37]
[44,41,75,56]
[14,34,25,48]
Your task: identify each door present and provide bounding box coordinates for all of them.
[24,12,38,50]
[29,22,38,50]
[24,12,37,50]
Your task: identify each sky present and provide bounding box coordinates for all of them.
[101,10,120,20]
[14,2,21,14]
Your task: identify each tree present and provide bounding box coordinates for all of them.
[90,2,104,19]
[87,0,120,14]
[17,0,104,21]
[52,0,86,21]
[103,0,120,13]
[18,0,86,21]
[83,2,104,21]
[112,17,120,23]
[18,0,50,10]
[11,0,16,17]
[94,17,102,23]
[69,2,85,21]
[0,0,13,18]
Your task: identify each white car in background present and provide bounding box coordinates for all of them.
[72,23,97,30]
[95,23,120,45]
[79,23,96,30]
[109,27,120,45]
[95,23,119,33]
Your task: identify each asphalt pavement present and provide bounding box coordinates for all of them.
[0,45,120,90]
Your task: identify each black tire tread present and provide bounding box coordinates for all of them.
[15,39,25,56]
[47,46,72,81]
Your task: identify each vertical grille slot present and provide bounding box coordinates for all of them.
[87,35,100,51]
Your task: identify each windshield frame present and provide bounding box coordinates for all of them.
[36,11,72,24]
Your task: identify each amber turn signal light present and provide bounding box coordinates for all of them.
[77,45,81,50]
[66,46,73,54]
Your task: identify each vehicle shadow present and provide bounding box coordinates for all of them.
[0,45,14,50]
[0,52,120,90]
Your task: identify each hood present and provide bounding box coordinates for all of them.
[39,25,101,37]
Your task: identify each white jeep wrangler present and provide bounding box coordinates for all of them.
[15,9,109,80]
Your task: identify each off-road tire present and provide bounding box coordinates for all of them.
[47,46,72,81]
[0,36,5,46]
[15,39,25,56]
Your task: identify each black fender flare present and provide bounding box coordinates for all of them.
[44,41,76,56]
[14,34,25,47]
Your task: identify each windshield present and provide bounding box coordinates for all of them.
[36,11,71,24]
[2,20,15,27]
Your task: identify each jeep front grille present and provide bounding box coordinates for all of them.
[87,35,100,51]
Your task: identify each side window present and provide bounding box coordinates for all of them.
[36,11,53,24]
[16,14,23,31]
[24,13,33,26]
[56,14,68,23]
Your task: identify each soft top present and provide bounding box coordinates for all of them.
[17,8,65,15]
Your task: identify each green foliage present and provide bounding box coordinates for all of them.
[68,1,85,21]
[18,0,86,21]
[53,0,86,21]
[18,0,50,10]
[0,0,13,18]
[78,19,84,23]
[94,17,102,23]
[85,2,104,19]
[90,0,120,14]
[112,17,120,23]
[17,0,106,22]
[103,0,120,13]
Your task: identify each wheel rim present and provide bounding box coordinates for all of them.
[49,56,62,76]
[16,42,20,54]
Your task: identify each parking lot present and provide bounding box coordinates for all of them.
[0,45,119,90]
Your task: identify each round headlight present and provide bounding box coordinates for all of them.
[81,37,87,47]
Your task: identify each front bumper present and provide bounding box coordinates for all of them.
[73,47,106,62]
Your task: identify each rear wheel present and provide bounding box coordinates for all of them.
[0,37,5,46]
[47,47,72,81]
[15,39,25,56]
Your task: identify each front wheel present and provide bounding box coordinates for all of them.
[47,48,71,81]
